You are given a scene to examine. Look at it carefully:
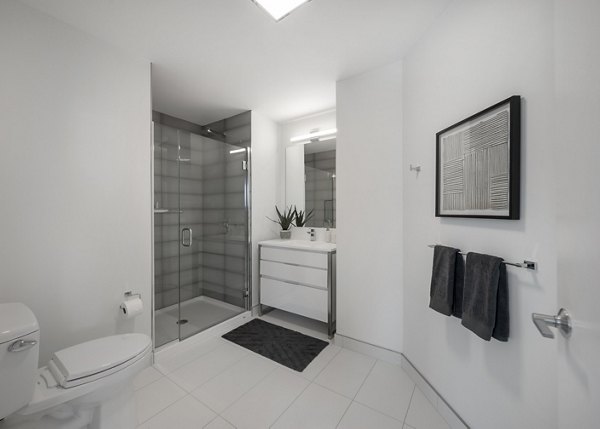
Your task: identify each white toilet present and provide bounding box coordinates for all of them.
[0,303,152,429]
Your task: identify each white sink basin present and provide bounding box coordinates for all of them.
[259,239,336,252]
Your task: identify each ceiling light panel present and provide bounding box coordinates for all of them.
[252,0,311,21]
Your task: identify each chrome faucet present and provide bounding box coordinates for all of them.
[307,228,316,241]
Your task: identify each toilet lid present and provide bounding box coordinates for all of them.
[49,333,151,384]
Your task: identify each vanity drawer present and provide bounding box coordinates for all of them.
[260,260,328,289]
[260,277,328,322]
[260,246,328,269]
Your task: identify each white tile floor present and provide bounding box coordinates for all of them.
[135,312,451,429]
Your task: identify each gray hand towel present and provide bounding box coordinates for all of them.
[451,254,465,318]
[461,252,510,342]
[429,245,461,316]
[492,263,509,341]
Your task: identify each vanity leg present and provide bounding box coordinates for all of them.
[327,252,336,339]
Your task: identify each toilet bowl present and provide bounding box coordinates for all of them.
[0,303,151,429]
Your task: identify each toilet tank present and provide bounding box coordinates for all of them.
[0,303,40,420]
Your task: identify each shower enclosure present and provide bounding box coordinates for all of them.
[153,112,251,347]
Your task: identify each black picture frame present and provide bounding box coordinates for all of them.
[435,95,521,219]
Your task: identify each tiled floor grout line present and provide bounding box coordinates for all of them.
[135,370,166,392]
[352,358,377,400]
[343,358,417,425]
[189,389,225,416]
[328,357,377,429]
[155,339,223,375]
[212,365,290,425]
[218,414,238,429]
[352,398,408,425]
[267,378,313,428]
[334,396,354,429]
[403,384,417,426]
[164,345,248,392]
[135,372,198,425]
[307,343,343,380]
[137,391,192,426]
[312,379,355,400]
[211,361,279,417]
[140,367,225,419]
[202,413,221,428]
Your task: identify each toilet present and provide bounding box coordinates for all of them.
[0,303,152,429]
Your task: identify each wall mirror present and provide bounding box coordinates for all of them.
[285,138,336,228]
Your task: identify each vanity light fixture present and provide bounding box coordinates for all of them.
[318,136,336,143]
[229,148,246,154]
[290,128,337,143]
[251,0,311,21]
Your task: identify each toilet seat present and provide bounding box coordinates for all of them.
[48,333,151,388]
[18,333,152,416]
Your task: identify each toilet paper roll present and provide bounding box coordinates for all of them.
[120,297,143,319]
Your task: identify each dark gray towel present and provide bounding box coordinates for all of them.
[429,245,461,316]
[451,254,465,318]
[461,252,510,342]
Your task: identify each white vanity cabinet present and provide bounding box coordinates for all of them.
[259,240,336,337]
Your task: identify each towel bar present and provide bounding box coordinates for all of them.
[427,244,537,270]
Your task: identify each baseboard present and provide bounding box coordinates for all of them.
[334,333,403,365]
[334,333,469,429]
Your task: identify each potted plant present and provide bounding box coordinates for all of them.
[294,207,314,227]
[268,206,295,239]
[290,207,314,240]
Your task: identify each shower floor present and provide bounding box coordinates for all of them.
[155,295,244,347]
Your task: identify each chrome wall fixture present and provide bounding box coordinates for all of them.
[532,308,572,338]
[427,244,537,270]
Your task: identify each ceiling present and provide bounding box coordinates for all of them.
[21,0,451,124]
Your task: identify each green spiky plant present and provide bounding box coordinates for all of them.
[267,206,295,231]
[294,207,314,227]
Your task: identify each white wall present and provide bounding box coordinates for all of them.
[554,1,600,426]
[0,1,152,364]
[336,61,404,352]
[402,1,557,427]
[250,111,279,309]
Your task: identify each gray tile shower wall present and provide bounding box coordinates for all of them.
[203,112,250,308]
[154,111,250,312]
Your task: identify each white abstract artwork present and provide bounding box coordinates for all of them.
[436,97,520,219]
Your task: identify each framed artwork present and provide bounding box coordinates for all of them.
[435,95,521,219]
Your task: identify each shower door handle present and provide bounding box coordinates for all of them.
[181,227,192,247]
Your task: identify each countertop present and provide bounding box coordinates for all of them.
[258,239,336,253]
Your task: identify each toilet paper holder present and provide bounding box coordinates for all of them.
[124,291,141,300]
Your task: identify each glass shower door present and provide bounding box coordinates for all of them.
[154,121,250,347]
[177,133,248,341]
[153,123,184,347]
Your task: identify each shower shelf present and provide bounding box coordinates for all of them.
[153,209,184,214]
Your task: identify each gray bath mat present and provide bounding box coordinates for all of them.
[222,319,328,372]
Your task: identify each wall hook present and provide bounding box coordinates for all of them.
[410,164,421,173]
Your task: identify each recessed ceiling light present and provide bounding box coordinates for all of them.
[251,0,311,21]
